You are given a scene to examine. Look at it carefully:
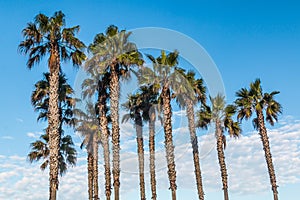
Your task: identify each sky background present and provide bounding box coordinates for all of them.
[0,0,300,199]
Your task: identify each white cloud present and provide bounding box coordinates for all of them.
[16,118,24,123]
[1,135,14,140]
[0,118,299,199]
[26,132,43,139]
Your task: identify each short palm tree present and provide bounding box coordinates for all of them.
[19,11,86,199]
[75,101,100,200]
[137,50,194,200]
[86,25,143,200]
[197,94,241,200]
[122,93,147,200]
[139,85,159,200]
[82,69,112,200]
[29,72,77,187]
[176,68,206,200]
[235,79,282,200]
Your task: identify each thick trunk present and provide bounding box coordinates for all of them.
[216,120,229,200]
[186,100,205,200]
[48,47,60,200]
[257,111,279,200]
[93,135,99,200]
[149,107,157,200]
[98,90,112,200]
[162,86,177,200]
[110,65,120,200]
[135,112,146,200]
[88,153,94,200]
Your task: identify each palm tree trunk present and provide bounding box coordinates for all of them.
[135,112,146,200]
[149,107,157,200]
[162,86,177,200]
[48,48,61,200]
[257,111,279,200]
[186,100,205,200]
[88,153,94,200]
[99,92,112,200]
[110,65,121,200]
[93,135,99,200]
[216,120,229,200]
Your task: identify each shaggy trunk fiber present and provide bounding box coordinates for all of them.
[216,120,229,200]
[186,100,205,200]
[162,86,177,200]
[110,65,121,200]
[48,46,60,200]
[257,111,279,200]
[88,153,94,200]
[98,85,112,200]
[135,112,146,200]
[149,107,157,200]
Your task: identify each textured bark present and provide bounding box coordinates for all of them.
[149,107,157,200]
[93,135,99,200]
[162,86,177,200]
[257,111,279,200]
[186,100,205,200]
[216,120,229,200]
[98,89,112,200]
[135,112,146,200]
[88,153,94,200]
[48,46,60,200]
[110,65,121,200]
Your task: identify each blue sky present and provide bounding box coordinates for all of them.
[0,0,300,199]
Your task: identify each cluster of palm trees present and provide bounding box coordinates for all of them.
[19,11,282,200]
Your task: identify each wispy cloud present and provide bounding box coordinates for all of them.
[16,118,24,123]
[1,136,14,140]
[26,132,43,139]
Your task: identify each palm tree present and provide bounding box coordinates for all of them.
[137,50,194,200]
[197,94,241,200]
[176,68,206,200]
[19,11,86,199]
[82,69,112,200]
[29,72,77,191]
[75,101,100,200]
[86,25,143,200]
[235,79,282,200]
[122,93,146,200]
[139,85,159,200]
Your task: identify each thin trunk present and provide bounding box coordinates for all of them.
[135,112,146,200]
[216,120,229,200]
[257,111,279,200]
[48,46,60,200]
[110,65,121,200]
[98,88,112,200]
[93,135,99,200]
[186,100,205,200]
[162,86,177,200]
[88,153,94,200]
[149,107,157,200]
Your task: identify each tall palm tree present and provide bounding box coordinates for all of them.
[19,11,86,199]
[176,68,206,200]
[75,101,100,200]
[137,50,194,200]
[82,69,112,200]
[197,94,241,200]
[235,79,282,200]
[86,25,143,200]
[30,72,77,182]
[122,93,146,200]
